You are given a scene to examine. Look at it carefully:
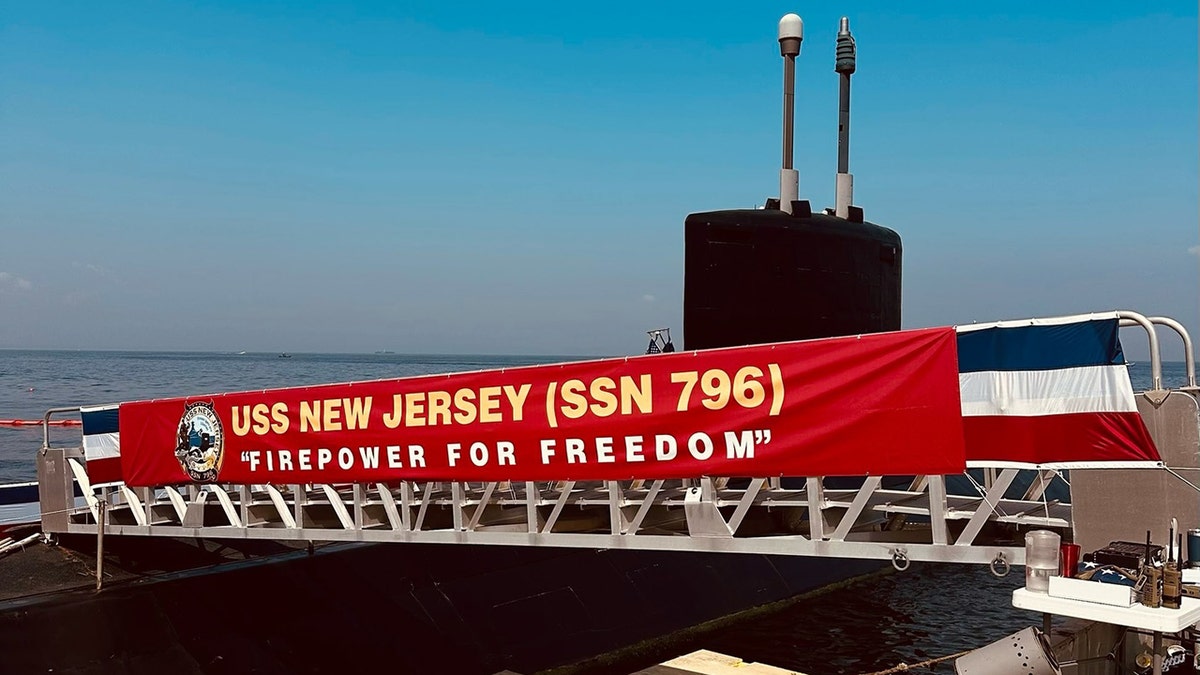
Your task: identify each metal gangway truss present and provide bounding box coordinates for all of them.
[33,311,1200,575]
[41,459,1068,572]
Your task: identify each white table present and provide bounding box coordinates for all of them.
[1013,588,1200,675]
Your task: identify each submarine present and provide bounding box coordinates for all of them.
[685,15,900,352]
[0,14,904,674]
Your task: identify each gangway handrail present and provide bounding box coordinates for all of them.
[1116,311,1163,391]
[1144,316,1196,389]
[40,407,80,454]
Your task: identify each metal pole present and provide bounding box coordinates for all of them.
[1153,630,1163,675]
[778,14,803,214]
[834,17,856,218]
[41,406,78,455]
[837,72,850,174]
[783,55,795,173]
[1117,311,1164,391]
[1147,316,1197,388]
[96,500,106,591]
[835,16,853,175]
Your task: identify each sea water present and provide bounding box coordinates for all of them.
[0,350,558,482]
[0,351,1189,674]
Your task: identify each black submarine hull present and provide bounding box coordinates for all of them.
[0,535,881,674]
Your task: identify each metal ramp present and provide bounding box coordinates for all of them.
[40,445,1077,572]
[32,310,1199,575]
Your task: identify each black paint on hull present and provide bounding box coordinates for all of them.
[0,538,881,673]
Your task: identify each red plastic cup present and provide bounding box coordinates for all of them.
[1061,543,1081,577]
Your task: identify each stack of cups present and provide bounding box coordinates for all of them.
[1025,530,1061,593]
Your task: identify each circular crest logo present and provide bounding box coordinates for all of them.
[174,401,224,482]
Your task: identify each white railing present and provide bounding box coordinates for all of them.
[44,454,1083,574]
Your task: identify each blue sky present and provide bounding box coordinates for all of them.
[1,2,1196,357]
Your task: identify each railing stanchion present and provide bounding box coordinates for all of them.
[95,500,106,591]
[1117,311,1163,391]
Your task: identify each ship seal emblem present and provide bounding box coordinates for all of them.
[174,401,224,482]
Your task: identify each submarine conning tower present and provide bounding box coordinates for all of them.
[683,15,902,351]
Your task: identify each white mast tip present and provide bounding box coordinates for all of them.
[778,14,803,41]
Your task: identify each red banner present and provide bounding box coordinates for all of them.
[118,328,965,486]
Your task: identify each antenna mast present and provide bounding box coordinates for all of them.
[834,17,856,218]
[778,13,803,214]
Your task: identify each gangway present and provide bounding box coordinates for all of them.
[39,460,1061,571]
[32,311,1200,575]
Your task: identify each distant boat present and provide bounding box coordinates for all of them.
[278,353,291,358]
[237,351,247,355]
[374,350,395,355]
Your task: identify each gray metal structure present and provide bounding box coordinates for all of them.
[40,453,1047,570]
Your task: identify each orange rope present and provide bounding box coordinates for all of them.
[0,420,81,427]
